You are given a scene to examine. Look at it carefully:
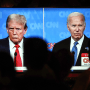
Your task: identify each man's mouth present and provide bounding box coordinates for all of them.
[13,37,18,39]
[74,33,80,36]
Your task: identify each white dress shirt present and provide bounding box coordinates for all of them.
[70,35,84,62]
[9,37,24,66]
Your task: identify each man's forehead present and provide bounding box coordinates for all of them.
[8,20,24,27]
[8,20,24,25]
[69,17,84,23]
[69,15,84,21]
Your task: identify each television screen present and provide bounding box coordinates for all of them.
[0,8,90,72]
[44,8,90,73]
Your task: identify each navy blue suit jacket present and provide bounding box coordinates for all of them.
[53,35,90,66]
[0,37,27,66]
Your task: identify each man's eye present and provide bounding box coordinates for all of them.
[72,25,76,27]
[16,28,21,30]
[9,28,14,30]
[79,25,82,27]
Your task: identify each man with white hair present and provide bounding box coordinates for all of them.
[53,12,90,67]
[0,14,28,72]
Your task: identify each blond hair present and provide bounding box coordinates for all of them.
[6,14,27,29]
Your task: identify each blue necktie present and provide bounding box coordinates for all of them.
[72,42,78,66]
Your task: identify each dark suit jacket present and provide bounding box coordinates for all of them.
[53,35,90,66]
[0,37,28,66]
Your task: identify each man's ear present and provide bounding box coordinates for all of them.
[84,22,86,31]
[67,24,70,31]
[6,28,9,33]
[24,28,27,35]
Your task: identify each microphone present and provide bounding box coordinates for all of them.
[14,52,17,57]
[14,52,17,66]
[71,51,75,55]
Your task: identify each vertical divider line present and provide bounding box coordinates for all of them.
[43,8,44,40]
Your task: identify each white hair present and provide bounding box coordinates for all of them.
[67,12,85,25]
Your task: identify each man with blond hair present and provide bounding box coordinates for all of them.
[0,14,28,72]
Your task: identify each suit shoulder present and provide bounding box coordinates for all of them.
[84,35,89,40]
[0,37,8,43]
[54,37,70,47]
[53,37,71,52]
[0,37,9,50]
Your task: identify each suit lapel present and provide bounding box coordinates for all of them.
[76,35,89,66]
[66,37,71,51]
[23,37,27,66]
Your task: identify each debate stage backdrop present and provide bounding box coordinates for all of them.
[0,8,90,51]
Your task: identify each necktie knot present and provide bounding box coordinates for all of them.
[15,45,20,48]
[74,42,78,46]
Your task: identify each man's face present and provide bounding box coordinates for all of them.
[67,15,85,41]
[6,20,27,44]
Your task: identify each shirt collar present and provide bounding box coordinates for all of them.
[71,34,84,45]
[9,37,23,49]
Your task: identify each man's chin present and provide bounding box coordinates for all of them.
[12,40,19,44]
[75,37,81,41]
[72,36,81,41]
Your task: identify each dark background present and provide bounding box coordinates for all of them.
[0,0,90,8]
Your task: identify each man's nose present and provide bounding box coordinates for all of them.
[76,26,79,31]
[13,29,17,34]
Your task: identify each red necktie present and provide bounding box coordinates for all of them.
[14,45,23,72]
